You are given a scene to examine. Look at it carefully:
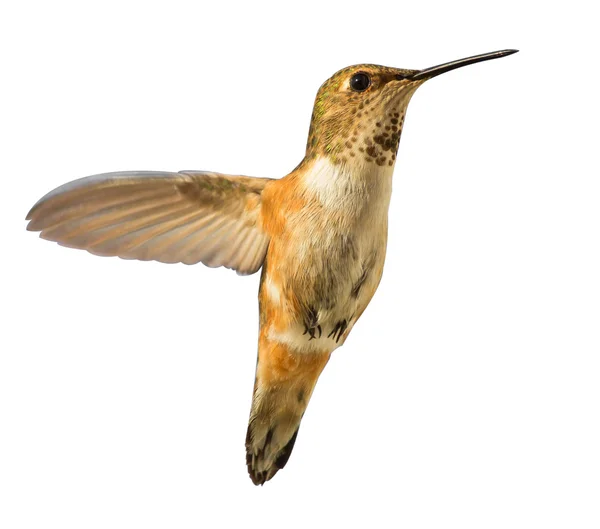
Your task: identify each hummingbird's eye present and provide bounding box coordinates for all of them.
[349,72,371,92]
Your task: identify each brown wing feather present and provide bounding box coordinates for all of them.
[26,170,273,275]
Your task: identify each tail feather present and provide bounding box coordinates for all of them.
[245,339,330,485]
[245,416,300,485]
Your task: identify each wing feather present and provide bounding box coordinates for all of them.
[27,170,273,274]
[148,212,223,263]
[183,217,239,266]
[238,230,266,274]
[86,207,202,258]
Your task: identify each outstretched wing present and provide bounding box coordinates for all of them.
[26,171,273,275]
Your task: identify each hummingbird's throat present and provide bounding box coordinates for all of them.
[326,107,406,168]
[307,83,419,169]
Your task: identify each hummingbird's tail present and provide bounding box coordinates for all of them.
[245,336,330,485]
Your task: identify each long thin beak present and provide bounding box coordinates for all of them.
[410,49,518,81]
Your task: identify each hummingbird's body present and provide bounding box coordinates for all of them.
[262,156,391,350]
[25,50,517,485]
[246,157,392,483]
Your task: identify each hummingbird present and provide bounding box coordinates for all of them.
[25,49,518,485]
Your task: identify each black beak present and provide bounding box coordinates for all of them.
[410,49,518,81]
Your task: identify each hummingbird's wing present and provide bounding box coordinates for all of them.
[26,171,273,275]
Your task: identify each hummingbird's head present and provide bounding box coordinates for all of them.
[305,50,518,168]
[305,64,420,168]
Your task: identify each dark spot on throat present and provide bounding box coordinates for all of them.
[366,145,378,158]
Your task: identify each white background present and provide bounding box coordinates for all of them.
[1,1,599,527]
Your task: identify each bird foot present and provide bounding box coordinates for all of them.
[302,307,322,341]
[328,319,348,343]
[303,323,322,341]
